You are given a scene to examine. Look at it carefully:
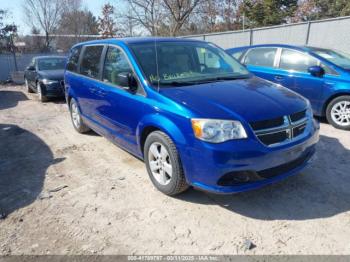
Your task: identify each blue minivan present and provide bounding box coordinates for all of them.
[64,38,319,195]
[227,44,350,130]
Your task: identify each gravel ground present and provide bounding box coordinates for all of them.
[1,84,350,255]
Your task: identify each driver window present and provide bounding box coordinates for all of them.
[279,49,318,72]
[103,46,133,87]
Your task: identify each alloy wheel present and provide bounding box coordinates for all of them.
[148,142,173,186]
[331,101,350,127]
[71,102,81,129]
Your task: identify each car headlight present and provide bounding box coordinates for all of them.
[191,119,247,143]
[42,79,58,85]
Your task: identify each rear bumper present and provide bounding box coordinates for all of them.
[179,118,320,194]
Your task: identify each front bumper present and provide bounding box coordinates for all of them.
[40,81,65,97]
[179,118,320,194]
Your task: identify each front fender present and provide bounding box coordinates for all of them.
[136,113,188,154]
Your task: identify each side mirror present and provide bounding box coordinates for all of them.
[117,72,138,93]
[26,65,35,71]
[308,66,325,77]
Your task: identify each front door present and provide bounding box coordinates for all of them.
[272,48,325,110]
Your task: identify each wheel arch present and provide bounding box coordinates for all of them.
[323,92,350,115]
[137,114,188,158]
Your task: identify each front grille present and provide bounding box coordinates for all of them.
[290,110,306,122]
[293,123,307,137]
[258,151,312,179]
[258,130,289,145]
[250,117,284,130]
[250,109,308,146]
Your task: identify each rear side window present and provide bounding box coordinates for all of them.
[244,48,277,67]
[102,46,133,87]
[80,46,104,79]
[67,46,82,72]
[279,49,318,72]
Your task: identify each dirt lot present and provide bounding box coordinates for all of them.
[1,84,350,255]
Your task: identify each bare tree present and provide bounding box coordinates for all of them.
[23,0,65,50]
[123,0,165,36]
[163,0,203,36]
[98,3,119,38]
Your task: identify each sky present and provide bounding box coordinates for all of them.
[1,0,115,35]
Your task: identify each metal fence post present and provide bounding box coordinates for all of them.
[305,21,311,45]
[249,29,253,45]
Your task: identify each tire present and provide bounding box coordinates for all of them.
[326,95,350,130]
[37,82,48,102]
[69,98,90,133]
[144,131,189,196]
[25,78,34,93]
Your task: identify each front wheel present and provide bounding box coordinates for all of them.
[326,96,350,130]
[144,131,189,196]
[69,98,90,133]
[25,78,34,93]
[37,82,48,102]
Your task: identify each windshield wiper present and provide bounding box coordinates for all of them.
[151,80,197,87]
[211,75,250,81]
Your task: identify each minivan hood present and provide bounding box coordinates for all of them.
[38,69,64,80]
[160,77,308,122]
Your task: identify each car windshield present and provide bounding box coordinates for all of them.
[38,58,66,71]
[311,48,350,70]
[129,41,250,87]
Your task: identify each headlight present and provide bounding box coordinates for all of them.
[42,79,58,85]
[191,119,247,143]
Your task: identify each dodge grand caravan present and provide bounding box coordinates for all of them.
[64,38,319,195]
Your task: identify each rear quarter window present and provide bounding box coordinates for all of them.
[67,46,82,73]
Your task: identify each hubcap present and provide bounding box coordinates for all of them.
[148,142,173,186]
[71,102,81,128]
[331,101,350,126]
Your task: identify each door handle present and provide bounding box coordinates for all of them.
[274,75,284,81]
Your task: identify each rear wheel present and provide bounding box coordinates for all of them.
[326,96,350,130]
[69,98,90,133]
[37,82,48,102]
[144,131,188,196]
[25,79,34,93]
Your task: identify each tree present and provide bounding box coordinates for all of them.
[123,0,165,36]
[58,9,99,36]
[22,0,65,50]
[311,0,350,19]
[240,0,298,27]
[98,3,119,38]
[163,0,203,36]
[0,9,18,68]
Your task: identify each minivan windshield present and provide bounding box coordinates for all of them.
[38,57,66,71]
[311,47,350,70]
[129,41,250,87]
